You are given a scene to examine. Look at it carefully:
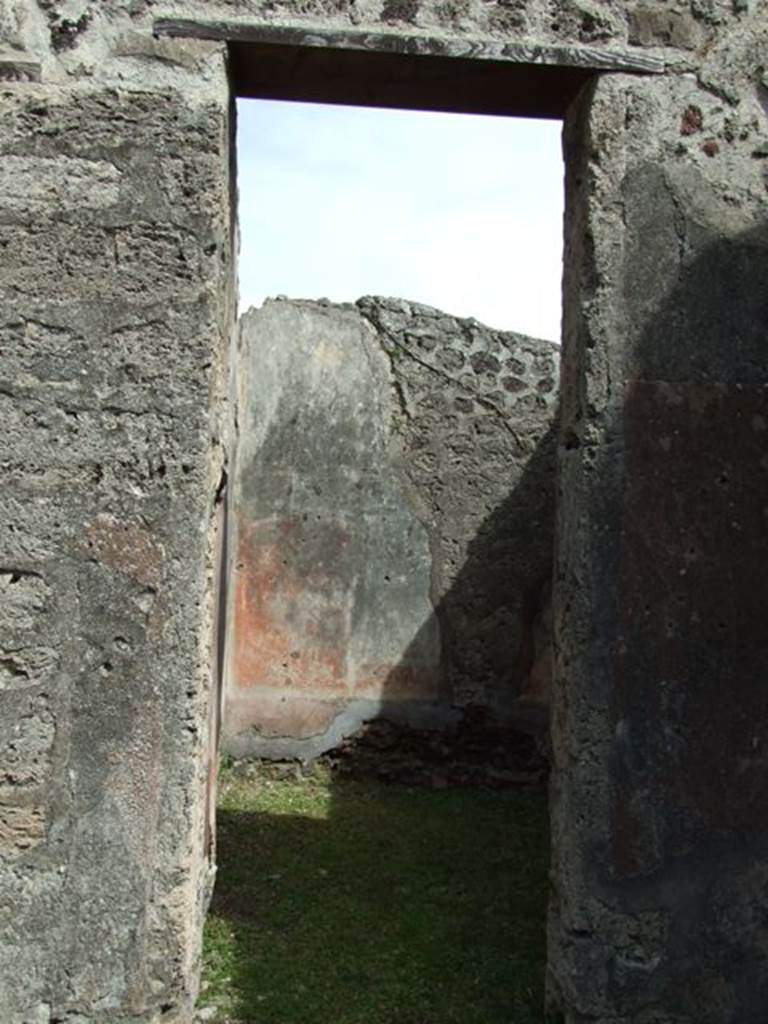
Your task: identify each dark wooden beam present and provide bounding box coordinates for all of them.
[154,19,664,119]
[227,40,592,118]
[154,20,664,74]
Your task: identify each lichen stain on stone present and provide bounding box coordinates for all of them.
[83,514,166,636]
[84,514,163,589]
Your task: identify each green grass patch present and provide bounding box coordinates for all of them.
[199,764,549,1024]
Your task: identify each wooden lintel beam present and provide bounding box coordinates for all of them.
[154,18,664,118]
[154,19,665,76]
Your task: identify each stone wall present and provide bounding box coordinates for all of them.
[549,47,768,1024]
[0,11,236,1024]
[1,1,767,1022]
[0,1,752,73]
[225,297,558,759]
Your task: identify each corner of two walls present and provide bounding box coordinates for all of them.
[221,296,560,760]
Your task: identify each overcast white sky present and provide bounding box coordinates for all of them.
[236,99,564,342]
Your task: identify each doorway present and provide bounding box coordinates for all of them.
[203,87,565,1021]
[152,15,619,1023]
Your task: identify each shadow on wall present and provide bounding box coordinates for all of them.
[304,417,559,791]
[203,300,559,1023]
[199,413,557,1024]
[402,418,558,739]
[224,299,560,761]
[548,181,768,1023]
[323,417,559,793]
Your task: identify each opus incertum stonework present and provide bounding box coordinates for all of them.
[1,1,767,1021]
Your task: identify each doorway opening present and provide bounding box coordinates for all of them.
[139,15,615,1020]
[201,87,564,1022]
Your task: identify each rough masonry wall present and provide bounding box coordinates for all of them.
[548,28,768,1024]
[1,1,767,1023]
[0,0,751,72]
[0,12,235,1024]
[226,298,558,759]
[359,297,557,720]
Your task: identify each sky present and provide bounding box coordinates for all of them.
[236,98,565,342]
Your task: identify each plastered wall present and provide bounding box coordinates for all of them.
[1,1,767,1022]
[225,297,558,759]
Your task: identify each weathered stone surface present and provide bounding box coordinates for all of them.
[1,0,766,1021]
[0,155,121,216]
[155,18,666,73]
[549,58,768,1024]
[0,805,47,858]
[0,37,235,1024]
[1,0,753,83]
[358,296,558,719]
[224,298,558,757]
[628,5,704,49]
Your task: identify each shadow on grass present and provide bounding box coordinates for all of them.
[201,430,556,1022]
[202,308,559,1022]
[201,772,549,1024]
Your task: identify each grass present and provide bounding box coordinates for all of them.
[199,763,549,1024]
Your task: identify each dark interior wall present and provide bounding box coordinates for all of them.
[549,57,768,1024]
[359,297,558,721]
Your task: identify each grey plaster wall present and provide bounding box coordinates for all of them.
[1,1,767,1022]
[224,297,558,759]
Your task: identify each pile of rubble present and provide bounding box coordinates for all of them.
[319,712,549,789]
